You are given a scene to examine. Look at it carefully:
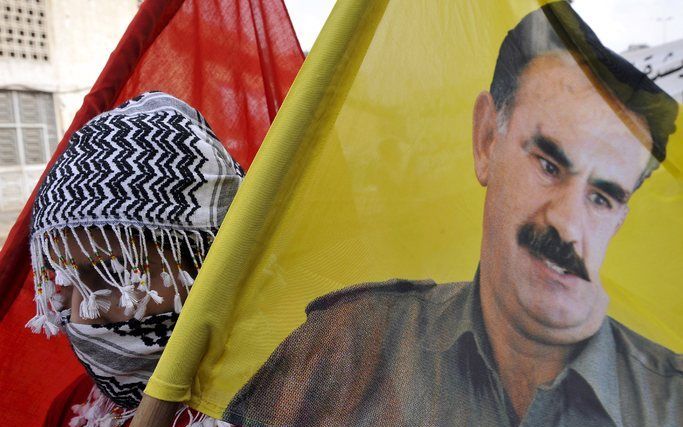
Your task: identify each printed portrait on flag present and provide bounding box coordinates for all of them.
[220,3,682,426]
[143,1,683,426]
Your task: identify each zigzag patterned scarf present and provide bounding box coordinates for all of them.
[64,311,178,409]
[28,91,243,336]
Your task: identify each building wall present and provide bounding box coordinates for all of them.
[0,0,138,136]
[622,38,683,104]
[0,0,138,247]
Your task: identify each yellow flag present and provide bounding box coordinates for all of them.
[147,0,683,421]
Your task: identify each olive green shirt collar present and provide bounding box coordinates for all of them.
[568,319,623,427]
[442,270,623,427]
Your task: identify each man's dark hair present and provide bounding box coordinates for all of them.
[490,1,678,181]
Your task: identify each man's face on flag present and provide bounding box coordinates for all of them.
[473,52,653,344]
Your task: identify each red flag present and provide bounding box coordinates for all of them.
[0,0,303,424]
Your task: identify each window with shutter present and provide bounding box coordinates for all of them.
[0,90,57,166]
[0,91,14,122]
[18,91,41,122]
[22,127,45,164]
[0,128,18,166]
[0,89,58,211]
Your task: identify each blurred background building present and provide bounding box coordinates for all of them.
[622,39,683,103]
[0,0,137,246]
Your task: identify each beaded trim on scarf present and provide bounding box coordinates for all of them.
[27,225,213,337]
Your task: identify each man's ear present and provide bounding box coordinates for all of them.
[472,91,499,187]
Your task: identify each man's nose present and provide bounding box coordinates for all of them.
[544,185,584,251]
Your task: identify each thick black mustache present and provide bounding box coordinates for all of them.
[516,223,590,282]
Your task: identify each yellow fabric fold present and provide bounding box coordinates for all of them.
[147,0,683,418]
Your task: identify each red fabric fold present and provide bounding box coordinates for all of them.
[0,1,302,425]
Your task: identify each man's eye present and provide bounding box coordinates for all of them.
[589,192,612,209]
[538,157,559,176]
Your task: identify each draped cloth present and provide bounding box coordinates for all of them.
[145,0,683,421]
[0,1,303,425]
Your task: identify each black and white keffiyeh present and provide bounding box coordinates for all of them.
[63,312,234,426]
[64,311,178,409]
[28,91,243,336]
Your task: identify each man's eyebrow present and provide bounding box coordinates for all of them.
[525,134,573,170]
[591,179,630,205]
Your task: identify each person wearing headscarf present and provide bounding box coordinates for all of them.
[28,91,243,426]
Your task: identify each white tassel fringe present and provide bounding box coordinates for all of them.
[55,269,72,286]
[179,270,194,287]
[29,226,212,336]
[173,293,183,313]
[110,257,125,273]
[161,271,172,287]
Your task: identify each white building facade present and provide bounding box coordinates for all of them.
[0,0,137,246]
